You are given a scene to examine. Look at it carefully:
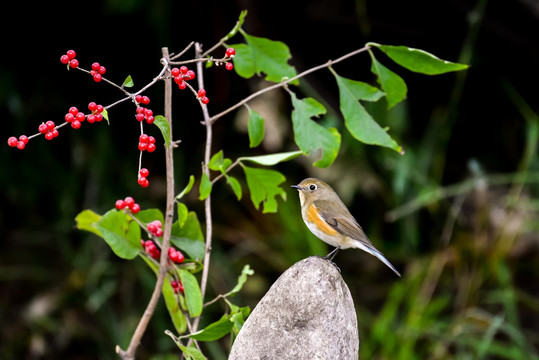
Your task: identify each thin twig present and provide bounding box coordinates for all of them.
[208,45,372,124]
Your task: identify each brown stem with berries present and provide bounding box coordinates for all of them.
[116,47,175,360]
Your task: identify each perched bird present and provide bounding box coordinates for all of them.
[291,178,401,277]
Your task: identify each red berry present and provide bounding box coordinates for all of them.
[147,222,157,233]
[135,95,142,103]
[88,102,97,111]
[17,141,25,150]
[69,59,79,68]
[76,112,85,122]
[131,203,141,214]
[174,76,184,85]
[60,55,70,64]
[69,107,78,115]
[138,142,148,151]
[92,62,100,71]
[139,168,149,177]
[146,116,154,125]
[19,135,28,144]
[138,177,149,188]
[7,136,18,147]
[87,114,96,123]
[225,62,234,71]
[65,113,74,123]
[147,143,156,153]
[95,104,104,113]
[201,96,209,105]
[197,89,206,98]
[141,96,150,105]
[136,113,145,122]
[139,134,149,143]
[66,50,76,59]
[180,66,188,74]
[39,123,48,134]
[51,129,59,137]
[95,114,103,122]
[71,120,81,129]
[46,120,55,130]
[178,82,187,90]
[98,66,106,75]
[115,199,125,210]
[144,109,153,117]
[225,47,235,57]
[148,136,156,144]
[44,131,54,141]
[186,70,195,80]
[124,196,135,208]
[171,68,180,77]
[93,74,102,82]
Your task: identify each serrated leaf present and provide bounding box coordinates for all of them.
[199,172,212,200]
[75,209,102,237]
[290,92,341,168]
[154,115,171,148]
[370,54,407,109]
[247,108,264,148]
[226,175,242,200]
[93,210,141,259]
[230,30,298,84]
[122,75,134,88]
[369,43,469,75]
[333,72,403,154]
[176,175,195,201]
[241,164,286,213]
[179,269,202,317]
[189,315,234,341]
[238,150,302,166]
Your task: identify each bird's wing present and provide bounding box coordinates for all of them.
[313,199,372,245]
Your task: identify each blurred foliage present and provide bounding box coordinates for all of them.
[1,0,538,359]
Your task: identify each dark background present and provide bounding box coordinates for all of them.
[1,0,538,359]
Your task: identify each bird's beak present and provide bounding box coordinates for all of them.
[291,184,301,190]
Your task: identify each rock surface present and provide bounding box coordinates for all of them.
[229,256,358,360]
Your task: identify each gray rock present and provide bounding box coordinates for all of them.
[229,256,359,360]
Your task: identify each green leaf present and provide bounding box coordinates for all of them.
[226,175,242,200]
[154,115,171,148]
[208,150,224,171]
[247,108,264,148]
[134,208,164,226]
[230,30,298,84]
[369,43,469,75]
[333,72,403,154]
[101,108,110,125]
[189,315,234,341]
[171,211,205,260]
[290,92,341,168]
[229,264,254,295]
[75,209,102,237]
[179,269,202,317]
[93,210,141,259]
[239,150,302,166]
[122,75,134,88]
[241,164,286,213]
[370,54,407,109]
[179,346,206,360]
[176,175,195,201]
[199,173,212,200]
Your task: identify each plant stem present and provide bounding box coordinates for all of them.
[116,47,175,360]
[192,42,213,334]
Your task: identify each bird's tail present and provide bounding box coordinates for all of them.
[356,242,401,277]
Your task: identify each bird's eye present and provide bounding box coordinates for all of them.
[309,184,317,191]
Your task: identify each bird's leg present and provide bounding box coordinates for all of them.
[324,247,341,261]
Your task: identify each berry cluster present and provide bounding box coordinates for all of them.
[38,121,59,141]
[7,135,28,150]
[171,66,196,90]
[91,62,107,82]
[134,95,154,124]
[60,49,79,69]
[115,196,141,214]
[168,247,185,263]
[197,89,209,105]
[138,168,150,188]
[138,134,156,152]
[224,47,235,71]
[142,240,161,260]
[147,220,163,237]
[171,280,184,294]
[87,102,105,123]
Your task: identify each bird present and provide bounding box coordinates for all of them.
[291,177,401,277]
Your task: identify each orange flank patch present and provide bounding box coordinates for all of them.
[306,204,339,236]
